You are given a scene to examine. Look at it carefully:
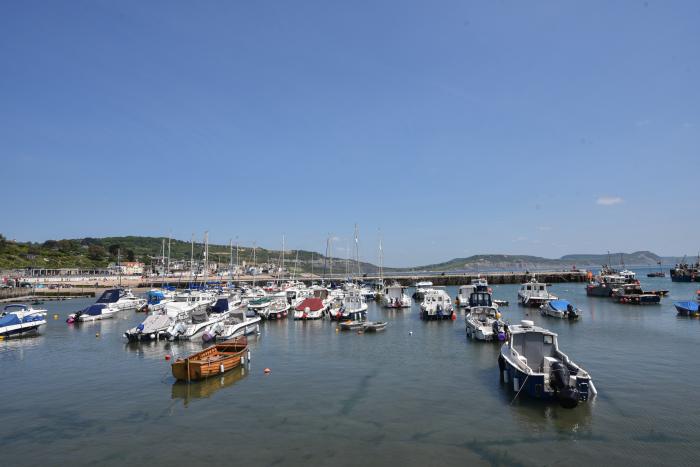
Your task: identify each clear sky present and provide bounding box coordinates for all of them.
[1,1,698,266]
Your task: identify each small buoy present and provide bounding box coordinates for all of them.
[165,355,171,361]
[335,327,339,333]
[409,331,413,335]
[53,314,59,320]
[264,368,271,374]
[451,313,456,321]
[0,336,5,341]
[95,333,100,338]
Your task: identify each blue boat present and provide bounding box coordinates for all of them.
[540,299,581,320]
[498,320,596,408]
[674,291,700,316]
[0,304,47,338]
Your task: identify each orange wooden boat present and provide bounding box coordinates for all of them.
[171,336,249,381]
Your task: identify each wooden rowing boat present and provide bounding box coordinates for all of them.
[171,336,249,381]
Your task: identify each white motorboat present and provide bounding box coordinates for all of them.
[456,285,475,307]
[0,304,47,338]
[294,297,326,320]
[339,290,368,321]
[465,302,504,341]
[96,288,146,311]
[166,297,229,341]
[258,298,290,320]
[540,299,581,320]
[202,308,261,342]
[517,278,558,307]
[419,288,454,320]
[381,284,411,308]
[67,303,118,323]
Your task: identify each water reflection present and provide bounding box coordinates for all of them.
[171,364,249,406]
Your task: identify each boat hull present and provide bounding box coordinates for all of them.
[674,301,700,317]
[171,339,249,381]
[0,322,46,338]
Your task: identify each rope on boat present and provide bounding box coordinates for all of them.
[510,372,531,405]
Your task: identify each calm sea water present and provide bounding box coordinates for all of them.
[2,271,699,466]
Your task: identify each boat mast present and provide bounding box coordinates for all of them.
[167,232,171,276]
[252,241,257,288]
[281,234,285,283]
[229,238,233,281]
[203,231,209,286]
[190,233,194,278]
[379,231,384,286]
[354,224,361,283]
[117,248,122,287]
[329,235,333,281]
[161,239,165,276]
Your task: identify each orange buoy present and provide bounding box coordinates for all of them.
[451,313,457,321]
[165,355,171,361]
[264,368,271,374]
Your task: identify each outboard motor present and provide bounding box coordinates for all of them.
[550,361,580,408]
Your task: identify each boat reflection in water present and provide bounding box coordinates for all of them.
[171,364,249,406]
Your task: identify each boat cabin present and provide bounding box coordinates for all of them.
[469,291,493,308]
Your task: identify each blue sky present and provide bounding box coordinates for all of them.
[1,1,698,266]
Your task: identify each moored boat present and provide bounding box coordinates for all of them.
[670,260,700,282]
[0,304,47,338]
[517,278,557,307]
[293,297,326,320]
[420,288,454,320]
[498,320,596,408]
[171,337,250,382]
[612,284,661,305]
[540,299,581,320]
[381,284,411,308]
[363,321,387,332]
[465,304,504,342]
[673,290,700,317]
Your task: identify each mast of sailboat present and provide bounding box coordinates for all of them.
[252,241,257,288]
[281,234,285,283]
[354,224,361,283]
[203,231,209,287]
[379,231,384,286]
[293,249,299,281]
[329,235,333,282]
[323,236,329,286]
[229,239,233,281]
[190,233,194,278]
[117,248,122,287]
[161,239,165,276]
[167,232,171,276]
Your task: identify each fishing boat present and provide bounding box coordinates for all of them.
[517,278,557,307]
[586,268,637,297]
[0,304,47,338]
[381,284,411,308]
[293,297,326,320]
[455,285,475,307]
[202,309,261,342]
[465,302,504,341]
[498,320,596,408]
[258,298,290,320]
[338,290,368,321]
[670,258,700,282]
[462,289,498,314]
[611,284,661,305]
[171,337,250,382]
[363,321,387,332]
[420,288,454,320]
[540,299,581,320]
[412,281,433,300]
[674,291,700,317]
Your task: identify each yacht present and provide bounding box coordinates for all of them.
[517,278,557,307]
[166,296,229,341]
[381,284,411,308]
[498,320,596,408]
[96,288,146,311]
[257,298,290,320]
[419,288,454,320]
[0,304,47,338]
[202,306,261,342]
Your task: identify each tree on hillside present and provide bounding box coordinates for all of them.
[0,234,6,252]
[108,244,121,257]
[126,249,135,262]
[88,244,107,261]
[43,240,59,250]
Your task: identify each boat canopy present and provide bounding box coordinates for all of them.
[548,299,572,311]
[83,304,107,316]
[3,304,29,312]
[0,313,21,327]
[674,301,699,312]
[296,298,324,312]
[147,290,166,304]
[211,298,229,313]
[96,289,122,303]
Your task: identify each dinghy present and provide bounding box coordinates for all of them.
[171,337,250,382]
[363,321,387,332]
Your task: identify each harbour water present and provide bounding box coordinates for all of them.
[2,272,698,466]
